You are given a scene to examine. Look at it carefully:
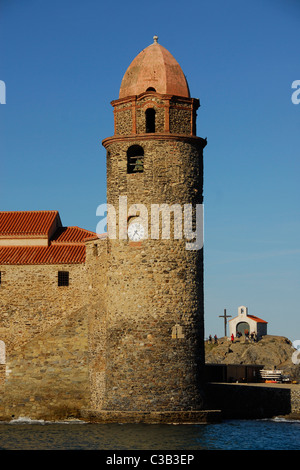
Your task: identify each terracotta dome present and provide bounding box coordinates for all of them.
[119,36,190,99]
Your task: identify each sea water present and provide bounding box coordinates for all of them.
[0,417,299,450]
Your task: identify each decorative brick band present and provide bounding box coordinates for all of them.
[102,133,207,149]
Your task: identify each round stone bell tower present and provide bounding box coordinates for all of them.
[93,37,208,422]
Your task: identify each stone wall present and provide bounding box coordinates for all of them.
[105,138,204,210]
[102,236,205,412]
[0,256,105,421]
[0,365,5,386]
[0,73,207,422]
[100,90,207,413]
[169,106,191,134]
[135,96,166,134]
[0,262,87,353]
[111,93,199,137]
[290,387,300,416]
[0,304,90,421]
[115,107,132,135]
[85,238,108,411]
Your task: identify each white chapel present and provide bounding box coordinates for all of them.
[229,306,268,339]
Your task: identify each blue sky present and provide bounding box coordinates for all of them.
[1,0,299,342]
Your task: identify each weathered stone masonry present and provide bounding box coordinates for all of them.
[0,213,103,420]
[0,38,299,423]
[0,38,211,422]
[0,263,87,353]
[85,38,207,420]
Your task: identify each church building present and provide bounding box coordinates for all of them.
[229,306,268,339]
[0,37,216,423]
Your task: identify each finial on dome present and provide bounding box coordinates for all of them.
[153,35,158,44]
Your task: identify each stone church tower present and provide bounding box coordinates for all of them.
[0,37,213,424]
[88,37,208,421]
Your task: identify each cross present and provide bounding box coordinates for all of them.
[219,309,232,337]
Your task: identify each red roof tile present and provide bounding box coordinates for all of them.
[0,245,86,265]
[247,315,268,324]
[119,39,190,98]
[0,211,97,264]
[0,211,61,236]
[51,226,97,244]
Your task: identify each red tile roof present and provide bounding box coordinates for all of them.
[0,211,97,265]
[0,245,86,265]
[229,314,268,324]
[247,315,268,324]
[0,210,61,236]
[119,39,190,98]
[51,226,97,244]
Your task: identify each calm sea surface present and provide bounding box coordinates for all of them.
[0,417,299,450]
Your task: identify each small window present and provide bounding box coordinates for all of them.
[146,87,156,92]
[145,108,156,133]
[58,271,69,286]
[127,145,144,174]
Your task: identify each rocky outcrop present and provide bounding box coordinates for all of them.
[205,335,300,381]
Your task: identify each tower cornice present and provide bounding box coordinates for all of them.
[102,133,207,149]
[111,92,200,108]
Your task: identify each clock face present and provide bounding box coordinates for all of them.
[128,222,145,241]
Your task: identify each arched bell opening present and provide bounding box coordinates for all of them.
[127,145,144,174]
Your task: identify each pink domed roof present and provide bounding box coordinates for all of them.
[119,36,190,99]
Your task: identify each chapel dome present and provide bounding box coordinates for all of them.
[119,36,190,99]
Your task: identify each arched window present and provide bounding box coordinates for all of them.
[145,108,156,133]
[127,145,144,174]
[146,87,156,92]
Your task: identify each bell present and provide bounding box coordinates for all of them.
[133,158,143,172]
